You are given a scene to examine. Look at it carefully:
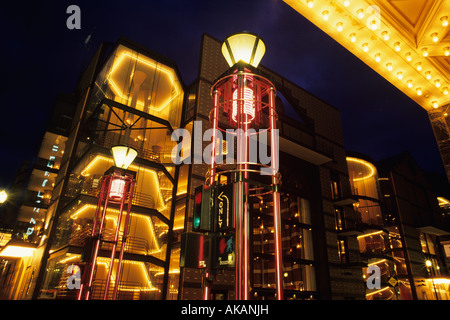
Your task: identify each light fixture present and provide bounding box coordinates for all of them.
[422,48,428,57]
[111,145,138,170]
[322,10,329,21]
[432,101,439,109]
[396,72,403,80]
[435,80,441,88]
[0,190,7,204]
[431,33,439,43]
[336,22,343,32]
[444,87,449,95]
[356,9,364,19]
[405,52,412,61]
[375,53,381,62]
[444,47,450,56]
[407,80,413,88]
[394,42,401,52]
[416,62,422,71]
[350,33,356,42]
[425,71,431,80]
[386,63,393,71]
[306,0,314,8]
[232,86,255,124]
[221,32,266,68]
[416,87,423,96]
[0,245,36,258]
[441,16,448,27]
[362,43,369,52]
[381,31,389,41]
[343,0,350,7]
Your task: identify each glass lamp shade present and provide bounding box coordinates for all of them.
[111,145,138,169]
[221,32,266,68]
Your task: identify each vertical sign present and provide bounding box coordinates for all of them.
[215,184,234,231]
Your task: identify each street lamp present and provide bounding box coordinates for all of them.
[0,190,7,204]
[79,145,137,300]
[207,32,283,300]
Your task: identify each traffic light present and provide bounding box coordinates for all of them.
[193,185,212,232]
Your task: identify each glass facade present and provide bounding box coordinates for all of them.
[37,42,184,300]
[347,156,399,300]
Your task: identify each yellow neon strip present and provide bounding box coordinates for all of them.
[80,155,167,210]
[97,257,153,289]
[346,157,377,181]
[70,204,161,252]
[368,259,386,266]
[106,51,181,112]
[357,230,384,238]
[366,286,391,296]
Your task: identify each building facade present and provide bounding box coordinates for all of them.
[2,34,448,300]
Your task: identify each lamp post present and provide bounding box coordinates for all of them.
[207,32,283,300]
[79,145,137,300]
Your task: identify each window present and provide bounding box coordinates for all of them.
[334,207,344,231]
[337,238,348,263]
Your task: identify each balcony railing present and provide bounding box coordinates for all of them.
[68,226,154,256]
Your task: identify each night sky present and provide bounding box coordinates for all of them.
[0,0,444,189]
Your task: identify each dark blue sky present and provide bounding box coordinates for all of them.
[0,0,443,188]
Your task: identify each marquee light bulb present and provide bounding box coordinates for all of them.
[405,52,412,61]
[322,10,329,20]
[381,31,389,41]
[444,47,450,56]
[422,48,428,57]
[396,72,403,80]
[350,33,356,42]
[425,71,431,80]
[362,43,369,52]
[356,9,364,19]
[343,0,350,7]
[431,33,439,43]
[375,53,381,62]
[407,80,413,88]
[306,0,314,8]
[416,88,422,96]
[386,63,393,71]
[394,42,401,51]
[441,16,448,27]
[443,87,449,95]
[435,80,441,88]
[336,22,343,32]
[416,63,422,71]
[432,101,438,109]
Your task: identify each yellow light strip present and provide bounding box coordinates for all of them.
[80,155,167,210]
[106,51,181,112]
[426,278,450,285]
[366,286,391,296]
[0,245,36,258]
[346,157,377,181]
[69,204,161,252]
[368,259,386,266]
[357,230,384,238]
[437,197,450,206]
[97,257,154,289]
